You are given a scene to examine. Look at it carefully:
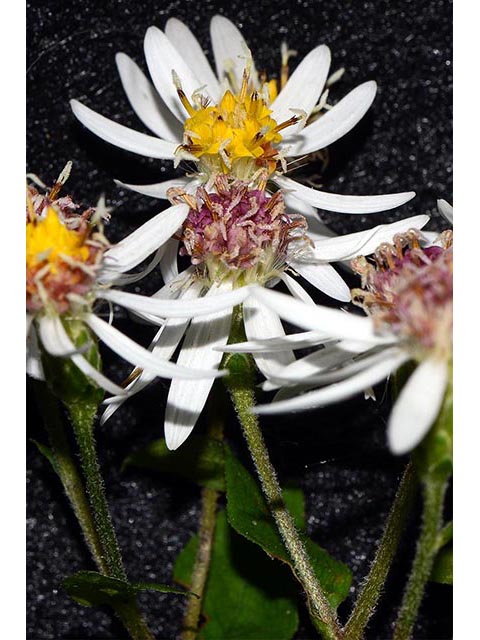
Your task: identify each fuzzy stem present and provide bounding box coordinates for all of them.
[224,308,341,640]
[392,476,447,640]
[343,463,417,640]
[68,401,127,580]
[34,382,108,574]
[181,486,218,640]
[181,388,225,640]
[67,402,155,640]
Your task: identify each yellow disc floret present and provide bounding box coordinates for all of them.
[26,207,90,275]
[177,70,300,180]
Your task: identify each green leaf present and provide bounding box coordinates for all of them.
[30,439,60,475]
[63,571,191,608]
[123,436,227,491]
[174,510,299,640]
[62,571,135,607]
[131,581,193,597]
[430,546,453,585]
[224,450,351,608]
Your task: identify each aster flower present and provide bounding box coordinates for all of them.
[237,215,452,456]
[26,166,244,394]
[100,169,428,449]
[70,15,414,218]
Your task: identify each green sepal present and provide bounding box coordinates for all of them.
[123,436,227,492]
[62,571,191,608]
[40,316,104,406]
[224,449,352,609]
[413,363,453,481]
[174,510,299,640]
[430,546,453,585]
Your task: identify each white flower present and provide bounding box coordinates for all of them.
[26,168,236,395]
[99,174,428,450]
[232,212,453,456]
[70,15,414,218]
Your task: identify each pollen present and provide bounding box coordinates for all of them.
[177,70,300,179]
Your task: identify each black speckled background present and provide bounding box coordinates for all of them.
[26,0,452,638]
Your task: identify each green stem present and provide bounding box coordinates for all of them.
[181,388,225,640]
[68,401,127,580]
[67,402,155,640]
[392,476,448,640]
[343,463,417,640]
[224,308,341,640]
[181,486,218,640]
[34,382,108,574]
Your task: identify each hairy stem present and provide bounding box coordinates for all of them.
[68,401,127,581]
[181,388,225,640]
[392,476,447,640]
[224,308,341,639]
[34,382,108,574]
[67,402,155,640]
[343,463,417,640]
[181,486,218,640]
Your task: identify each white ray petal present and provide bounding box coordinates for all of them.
[99,284,253,319]
[99,245,167,286]
[160,238,180,284]
[387,358,449,455]
[288,259,351,301]
[144,26,204,122]
[70,100,177,159]
[283,192,335,239]
[263,346,395,391]
[243,297,295,379]
[85,313,225,381]
[280,273,315,304]
[217,330,331,353]
[165,283,233,450]
[272,45,331,136]
[114,176,194,200]
[280,81,377,156]
[251,287,384,343]
[210,15,257,90]
[101,282,203,424]
[273,174,415,214]
[102,204,188,273]
[26,325,45,381]
[38,315,87,357]
[165,18,221,100]
[437,199,453,224]
[308,215,430,262]
[115,52,183,142]
[39,314,126,395]
[253,351,407,414]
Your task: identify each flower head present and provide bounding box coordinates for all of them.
[70,15,414,215]
[26,194,107,314]
[237,205,452,456]
[26,167,229,396]
[170,174,309,285]
[351,230,453,361]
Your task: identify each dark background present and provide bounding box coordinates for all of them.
[26,0,452,638]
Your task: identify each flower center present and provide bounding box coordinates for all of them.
[176,70,300,180]
[168,175,308,286]
[351,230,453,361]
[26,192,106,314]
